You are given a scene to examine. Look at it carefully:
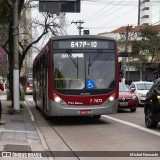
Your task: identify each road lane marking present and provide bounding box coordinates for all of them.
[24,101,34,121]
[102,115,160,137]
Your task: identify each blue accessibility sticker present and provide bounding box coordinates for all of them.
[86,80,95,89]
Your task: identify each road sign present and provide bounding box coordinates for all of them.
[39,0,81,13]
[83,30,89,35]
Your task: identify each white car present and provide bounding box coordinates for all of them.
[130,81,153,105]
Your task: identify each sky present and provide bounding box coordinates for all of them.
[31,0,139,59]
[65,0,139,35]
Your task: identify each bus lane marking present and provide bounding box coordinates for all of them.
[102,115,160,137]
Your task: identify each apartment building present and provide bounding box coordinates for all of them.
[20,6,32,76]
[140,0,160,25]
[99,25,160,83]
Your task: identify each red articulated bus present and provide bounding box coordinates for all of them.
[33,35,119,119]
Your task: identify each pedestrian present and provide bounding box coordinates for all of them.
[0,81,4,124]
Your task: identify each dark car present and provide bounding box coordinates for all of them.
[119,83,138,112]
[144,79,160,128]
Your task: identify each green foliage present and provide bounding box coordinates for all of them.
[0,0,11,24]
[6,90,11,101]
[20,90,25,101]
[132,27,160,71]
[6,90,25,101]
[0,61,8,76]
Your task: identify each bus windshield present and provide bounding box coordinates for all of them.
[53,51,115,90]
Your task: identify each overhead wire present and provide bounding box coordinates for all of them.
[84,0,124,22]
[85,0,138,23]
[84,0,116,21]
[99,6,138,28]
[66,0,139,34]
[84,0,138,6]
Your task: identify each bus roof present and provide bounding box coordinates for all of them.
[33,35,116,64]
[51,35,115,41]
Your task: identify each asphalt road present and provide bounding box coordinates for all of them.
[26,95,160,160]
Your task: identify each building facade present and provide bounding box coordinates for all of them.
[140,0,160,25]
[99,25,160,84]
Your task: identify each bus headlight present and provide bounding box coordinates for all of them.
[106,93,115,103]
[54,94,66,105]
[108,96,114,102]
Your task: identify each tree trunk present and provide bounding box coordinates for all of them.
[8,22,14,107]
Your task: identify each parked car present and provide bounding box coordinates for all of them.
[130,81,153,105]
[119,83,138,112]
[144,79,160,128]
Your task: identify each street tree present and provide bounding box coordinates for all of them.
[132,27,160,80]
[0,0,66,105]
[0,62,8,77]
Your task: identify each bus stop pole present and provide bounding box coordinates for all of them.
[13,0,20,111]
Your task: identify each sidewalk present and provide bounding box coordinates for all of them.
[0,94,51,159]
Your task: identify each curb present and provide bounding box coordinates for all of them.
[24,101,54,160]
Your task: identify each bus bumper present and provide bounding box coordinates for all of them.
[48,100,118,116]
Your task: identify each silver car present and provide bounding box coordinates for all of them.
[130,81,153,105]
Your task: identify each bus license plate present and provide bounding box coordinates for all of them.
[120,102,128,106]
[80,110,92,115]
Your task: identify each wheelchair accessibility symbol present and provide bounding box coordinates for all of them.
[86,80,95,89]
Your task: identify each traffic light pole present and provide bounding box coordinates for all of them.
[13,0,20,111]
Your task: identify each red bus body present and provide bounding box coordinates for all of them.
[24,73,33,94]
[33,35,119,118]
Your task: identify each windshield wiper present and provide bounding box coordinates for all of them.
[66,50,78,68]
[66,50,79,78]
[88,50,103,75]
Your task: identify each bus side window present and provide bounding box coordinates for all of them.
[43,53,49,68]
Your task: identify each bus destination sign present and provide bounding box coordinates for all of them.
[71,41,97,48]
[55,40,115,49]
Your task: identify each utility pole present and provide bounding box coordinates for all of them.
[138,0,141,26]
[13,0,20,111]
[122,25,132,84]
[71,20,84,35]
